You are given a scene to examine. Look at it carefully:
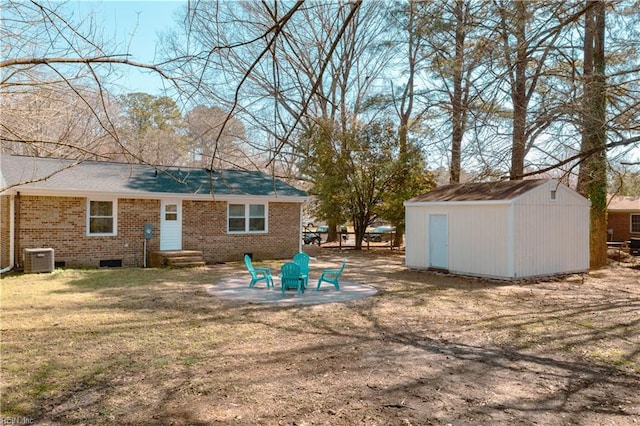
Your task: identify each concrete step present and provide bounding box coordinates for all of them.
[166,256,206,267]
[166,260,207,268]
[149,250,206,268]
[159,250,203,258]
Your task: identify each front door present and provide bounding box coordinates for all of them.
[160,200,182,250]
[429,214,448,270]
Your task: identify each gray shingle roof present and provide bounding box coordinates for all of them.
[607,195,640,211]
[1,154,307,199]
[408,179,549,202]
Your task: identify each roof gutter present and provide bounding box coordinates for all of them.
[11,188,309,203]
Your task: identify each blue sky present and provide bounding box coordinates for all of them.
[70,1,185,95]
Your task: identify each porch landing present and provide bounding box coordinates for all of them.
[149,250,206,268]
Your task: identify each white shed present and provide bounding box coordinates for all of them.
[404,179,590,280]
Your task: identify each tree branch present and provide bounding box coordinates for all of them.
[0,56,175,82]
[520,136,640,179]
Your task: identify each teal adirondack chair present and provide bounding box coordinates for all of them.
[280,262,304,296]
[292,252,310,288]
[316,260,346,290]
[244,255,274,289]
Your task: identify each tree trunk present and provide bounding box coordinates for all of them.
[578,0,608,269]
[450,0,465,184]
[353,219,366,250]
[326,221,339,243]
[510,1,527,180]
[393,0,417,248]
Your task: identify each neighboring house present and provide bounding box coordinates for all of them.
[1,154,308,270]
[607,195,640,242]
[404,179,590,280]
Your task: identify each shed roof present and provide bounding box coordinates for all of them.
[607,195,640,212]
[408,179,549,203]
[0,154,307,199]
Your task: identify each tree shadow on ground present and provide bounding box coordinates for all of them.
[3,251,639,424]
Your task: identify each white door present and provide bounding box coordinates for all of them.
[160,200,182,250]
[429,214,448,269]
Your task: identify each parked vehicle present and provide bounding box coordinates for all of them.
[302,231,321,245]
[364,225,395,242]
[316,225,348,241]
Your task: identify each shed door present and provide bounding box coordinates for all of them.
[160,199,182,250]
[429,214,448,269]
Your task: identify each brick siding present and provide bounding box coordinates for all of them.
[1,195,10,268]
[8,195,300,268]
[608,212,639,242]
[15,195,160,267]
[183,200,300,263]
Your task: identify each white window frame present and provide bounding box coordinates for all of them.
[227,202,268,234]
[86,198,117,236]
[631,214,640,234]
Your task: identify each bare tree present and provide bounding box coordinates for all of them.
[449,0,469,183]
[578,0,608,268]
[185,105,247,169]
[3,0,638,205]
[414,0,488,183]
[1,0,177,163]
[488,1,590,180]
[1,85,118,158]
[165,1,376,171]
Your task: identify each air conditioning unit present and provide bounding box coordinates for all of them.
[23,248,55,273]
[631,238,640,256]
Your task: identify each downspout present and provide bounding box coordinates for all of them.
[298,203,303,253]
[0,194,16,274]
[14,192,20,269]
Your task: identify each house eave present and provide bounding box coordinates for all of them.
[4,187,308,203]
[404,199,512,207]
[608,209,640,213]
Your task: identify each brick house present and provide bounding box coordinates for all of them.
[607,195,640,242]
[1,154,308,270]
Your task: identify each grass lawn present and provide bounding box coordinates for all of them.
[1,250,639,425]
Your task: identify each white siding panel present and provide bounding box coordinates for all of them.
[512,183,589,278]
[405,207,428,268]
[406,204,510,277]
[447,205,509,278]
[405,180,589,279]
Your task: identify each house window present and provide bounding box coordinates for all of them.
[228,203,267,233]
[165,204,178,221]
[632,214,640,233]
[87,199,117,236]
[550,190,557,200]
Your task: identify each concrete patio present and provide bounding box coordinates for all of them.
[206,276,378,305]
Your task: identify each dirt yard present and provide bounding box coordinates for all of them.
[1,248,639,425]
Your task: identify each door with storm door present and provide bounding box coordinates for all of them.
[160,200,182,250]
